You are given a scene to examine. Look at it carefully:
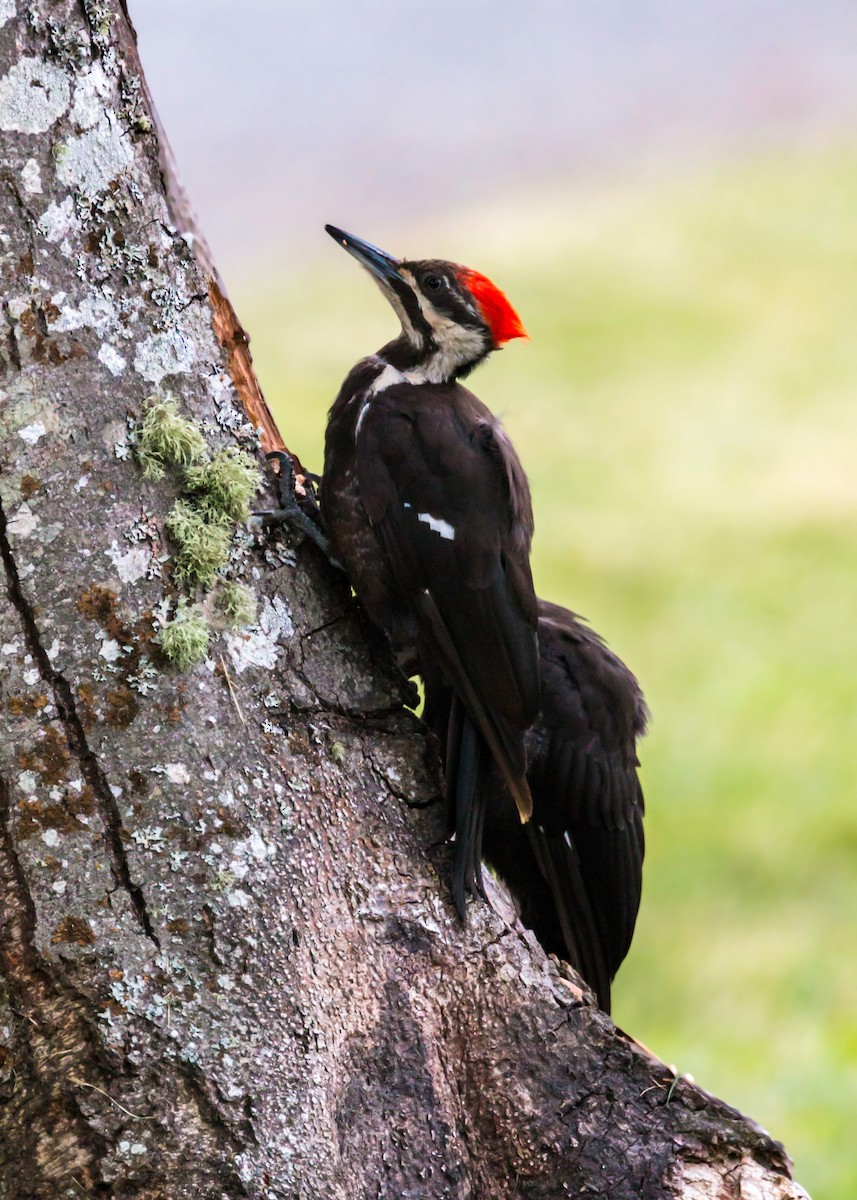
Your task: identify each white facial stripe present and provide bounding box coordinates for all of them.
[422,334,486,384]
[399,267,487,382]
[417,512,455,541]
[367,358,444,391]
[378,277,422,347]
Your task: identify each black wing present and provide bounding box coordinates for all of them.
[482,599,647,1012]
[356,381,539,821]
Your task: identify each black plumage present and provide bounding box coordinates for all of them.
[326,378,539,812]
[425,599,647,1012]
[320,226,539,901]
[310,226,646,1012]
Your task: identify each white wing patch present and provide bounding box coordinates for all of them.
[417,511,455,541]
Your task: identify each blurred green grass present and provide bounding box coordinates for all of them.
[237,149,857,1198]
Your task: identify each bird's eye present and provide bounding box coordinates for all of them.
[423,274,443,292]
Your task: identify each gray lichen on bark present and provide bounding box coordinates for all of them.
[0,2,812,1198]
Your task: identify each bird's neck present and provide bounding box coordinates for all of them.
[378,332,486,386]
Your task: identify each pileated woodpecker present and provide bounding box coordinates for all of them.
[425,600,647,1012]
[320,225,539,909]
[276,226,647,1011]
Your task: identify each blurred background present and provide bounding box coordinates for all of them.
[133,3,857,1193]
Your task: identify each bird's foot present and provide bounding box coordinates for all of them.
[257,451,341,567]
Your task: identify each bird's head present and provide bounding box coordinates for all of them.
[325,224,527,383]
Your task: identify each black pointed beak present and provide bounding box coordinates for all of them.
[325,224,402,283]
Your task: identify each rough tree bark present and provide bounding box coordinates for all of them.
[0,4,811,1198]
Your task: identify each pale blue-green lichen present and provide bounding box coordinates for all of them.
[164,499,232,589]
[184,446,259,523]
[136,396,207,480]
[215,581,257,628]
[134,330,198,386]
[132,396,263,666]
[0,57,70,133]
[157,601,210,669]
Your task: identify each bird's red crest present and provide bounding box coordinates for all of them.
[458,268,528,346]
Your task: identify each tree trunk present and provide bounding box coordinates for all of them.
[0,4,810,1198]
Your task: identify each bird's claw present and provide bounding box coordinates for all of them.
[257,451,340,567]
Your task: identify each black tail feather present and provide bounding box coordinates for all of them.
[417,588,533,822]
[447,699,490,918]
[526,825,614,1012]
